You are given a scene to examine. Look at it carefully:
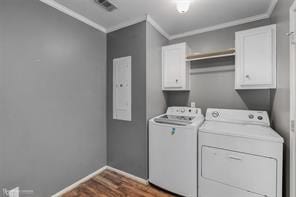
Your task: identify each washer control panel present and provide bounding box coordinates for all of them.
[166,106,201,117]
[206,108,270,126]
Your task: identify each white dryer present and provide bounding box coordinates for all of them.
[149,106,204,197]
[199,108,284,197]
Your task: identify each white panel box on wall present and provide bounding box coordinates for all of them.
[113,56,132,121]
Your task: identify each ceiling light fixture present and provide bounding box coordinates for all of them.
[175,0,192,14]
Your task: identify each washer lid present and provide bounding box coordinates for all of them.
[154,115,196,126]
[200,121,284,143]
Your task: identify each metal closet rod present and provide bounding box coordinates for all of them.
[190,65,235,75]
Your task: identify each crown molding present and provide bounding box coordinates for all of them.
[39,0,107,33]
[39,0,278,40]
[107,16,147,33]
[267,0,278,17]
[170,13,269,39]
[169,0,278,40]
[107,15,171,40]
[146,15,171,40]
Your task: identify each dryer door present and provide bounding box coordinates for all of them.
[201,146,277,197]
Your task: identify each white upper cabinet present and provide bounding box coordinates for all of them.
[235,25,276,89]
[162,43,191,91]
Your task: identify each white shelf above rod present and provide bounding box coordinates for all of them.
[186,48,235,62]
[186,53,235,61]
[190,65,235,75]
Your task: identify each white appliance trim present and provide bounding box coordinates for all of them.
[39,0,277,40]
[39,0,107,33]
[290,1,296,197]
[51,165,148,197]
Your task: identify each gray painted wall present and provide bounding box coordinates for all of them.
[168,19,272,113]
[146,22,169,120]
[107,22,148,179]
[271,0,294,196]
[107,21,167,179]
[0,0,4,191]
[0,0,107,196]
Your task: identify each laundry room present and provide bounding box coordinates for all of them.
[166,20,272,112]
[0,0,294,197]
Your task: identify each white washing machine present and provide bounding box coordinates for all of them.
[149,106,204,197]
[199,108,284,197]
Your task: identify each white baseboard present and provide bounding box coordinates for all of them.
[105,166,149,185]
[51,165,148,197]
[51,166,107,197]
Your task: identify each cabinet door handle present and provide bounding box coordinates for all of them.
[176,79,179,83]
[228,155,243,161]
[286,32,295,36]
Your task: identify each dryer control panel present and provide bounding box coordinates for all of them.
[206,108,270,126]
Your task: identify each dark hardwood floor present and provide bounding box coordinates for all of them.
[63,169,176,197]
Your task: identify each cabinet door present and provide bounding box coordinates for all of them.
[162,44,185,89]
[235,25,276,89]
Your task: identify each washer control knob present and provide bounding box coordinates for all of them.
[248,114,254,119]
[257,116,263,120]
[212,111,219,118]
[180,108,185,113]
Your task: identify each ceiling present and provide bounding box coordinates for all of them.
[41,0,277,39]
